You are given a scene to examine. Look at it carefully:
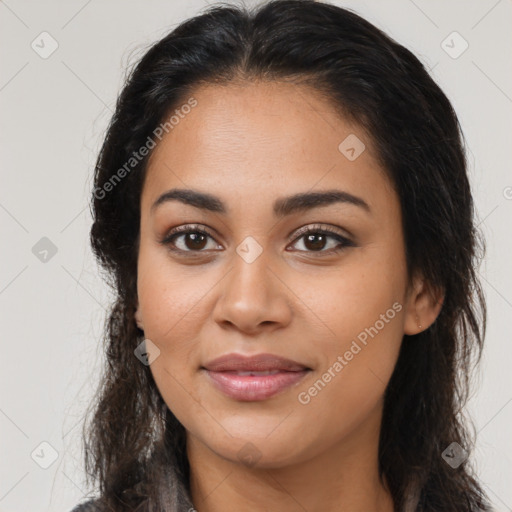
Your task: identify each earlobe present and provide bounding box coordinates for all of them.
[403,274,444,335]
[134,301,144,330]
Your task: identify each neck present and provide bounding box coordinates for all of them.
[187,402,394,512]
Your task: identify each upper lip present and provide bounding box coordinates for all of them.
[202,353,310,372]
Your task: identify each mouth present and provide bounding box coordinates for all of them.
[201,352,312,401]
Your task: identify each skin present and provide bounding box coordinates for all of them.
[134,80,444,512]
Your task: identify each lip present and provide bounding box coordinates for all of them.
[201,353,311,401]
[202,352,310,372]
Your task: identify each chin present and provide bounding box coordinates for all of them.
[198,427,312,469]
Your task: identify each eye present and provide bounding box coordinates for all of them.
[288,223,354,254]
[159,224,221,253]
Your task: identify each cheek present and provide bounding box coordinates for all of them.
[294,309,404,448]
[136,265,203,395]
[137,256,208,426]
[137,247,206,339]
[292,249,406,412]
[294,252,405,343]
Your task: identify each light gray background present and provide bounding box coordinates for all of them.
[1,1,511,511]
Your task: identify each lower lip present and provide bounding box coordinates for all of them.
[203,369,310,401]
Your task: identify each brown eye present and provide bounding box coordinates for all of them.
[176,232,209,251]
[160,225,220,253]
[302,233,331,251]
[288,225,354,255]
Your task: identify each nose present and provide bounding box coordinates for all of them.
[211,245,292,335]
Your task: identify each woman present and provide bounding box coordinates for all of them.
[71,0,493,510]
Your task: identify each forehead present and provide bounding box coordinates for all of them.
[142,80,396,217]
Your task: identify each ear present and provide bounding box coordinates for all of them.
[403,272,444,335]
[134,299,144,331]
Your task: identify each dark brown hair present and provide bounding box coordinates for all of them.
[80,0,492,510]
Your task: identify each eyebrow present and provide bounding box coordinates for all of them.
[150,188,371,217]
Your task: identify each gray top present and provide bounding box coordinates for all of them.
[70,500,101,512]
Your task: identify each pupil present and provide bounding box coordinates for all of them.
[306,233,325,251]
[187,233,207,250]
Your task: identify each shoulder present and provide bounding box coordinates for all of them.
[69,498,103,512]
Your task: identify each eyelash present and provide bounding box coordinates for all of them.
[159,223,354,256]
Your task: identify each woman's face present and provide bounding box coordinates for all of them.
[135,80,428,468]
